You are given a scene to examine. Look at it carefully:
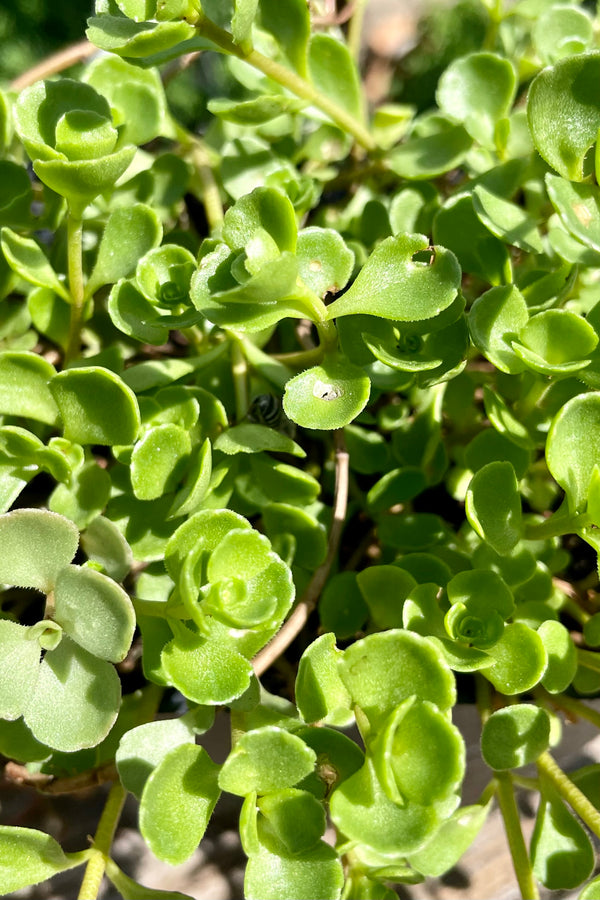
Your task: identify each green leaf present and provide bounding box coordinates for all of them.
[28,287,71,351]
[531,783,595,890]
[258,788,326,855]
[258,0,310,74]
[108,278,170,345]
[0,350,59,424]
[387,121,472,180]
[0,508,78,591]
[23,637,120,751]
[214,423,305,457]
[546,392,600,513]
[162,626,253,704]
[164,508,251,582]
[50,366,141,445]
[86,15,197,59]
[262,502,327,568]
[339,630,455,732]
[318,571,368,639]
[485,622,547,695]
[357,565,417,629]
[533,4,594,64]
[326,234,461,322]
[308,34,362,122]
[472,185,544,254]
[245,840,343,900]
[296,227,354,299]
[465,461,521,555]
[80,515,133,582]
[481,705,551,770]
[512,310,598,376]
[538,620,578,693]
[468,284,529,374]
[433,194,511,286]
[86,203,162,297]
[49,460,111,529]
[0,620,41,720]
[1,227,70,302]
[371,698,465,807]
[168,438,212,518]
[232,0,259,44]
[437,52,516,149]
[222,186,297,255]
[131,423,191,500]
[218,726,316,796]
[282,356,370,430]
[546,174,600,254]
[208,95,304,125]
[116,717,196,798]
[579,874,600,900]
[407,801,492,877]
[330,756,440,856]
[84,54,169,146]
[0,826,88,894]
[295,633,354,727]
[53,564,135,662]
[527,52,600,181]
[140,743,220,865]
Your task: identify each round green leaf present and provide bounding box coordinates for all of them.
[407,801,492,877]
[330,756,440,856]
[465,461,521,555]
[437,52,516,149]
[218,726,316,796]
[1,228,70,303]
[372,698,465,806]
[23,637,120,751]
[162,626,253,705]
[318,571,368,638]
[472,185,543,254]
[222,186,297,255]
[245,840,343,900]
[546,174,600,254]
[308,33,362,121]
[214,423,305,457]
[547,392,600,513]
[485,622,547,695]
[326,234,461,322]
[116,717,196,799]
[283,357,370,430]
[527,52,600,181]
[53,564,135,662]
[356,565,417,630]
[481,705,551,770]
[340,630,456,731]
[50,366,141,446]
[468,284,529,374]
[296,227,354,299]
[139,743,220,865]
[538,620,578,693]
[80,515,133,582]
[387,121,472,180]
[0,350,59,424]
[533,4,594,64]
[0,508,78,591]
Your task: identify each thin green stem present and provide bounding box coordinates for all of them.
[523,511,590,541]
[229,333,249,421]
[77,782,126,900]
[173,121,224,232]
[577,646,600,673]
[65,212,85,365]
[495,771,540,900]
[537,751,600,840]
[196,17,376,151]
[347,0,368,64]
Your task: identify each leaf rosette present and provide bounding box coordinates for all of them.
[13,79,136,215]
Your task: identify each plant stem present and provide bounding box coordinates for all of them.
[197,17,376,151]
[577,647,600,673]
[65,212,85,365]
[523,511,590,541]
[495,771,540,900]
[253,430,349,676]
[229,333,249,420]
[537,751,600,840]
[347,0,368,64]
[77,782,126,900]
[538,689,600,730]
[173,121,224,232]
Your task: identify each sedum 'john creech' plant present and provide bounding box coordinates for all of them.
[4,1,600,898]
